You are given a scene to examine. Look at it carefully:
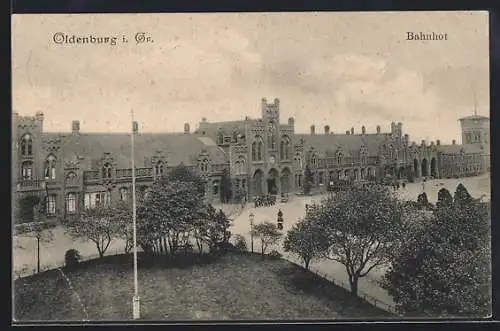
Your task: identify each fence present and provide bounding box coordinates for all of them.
[281,253,398,314]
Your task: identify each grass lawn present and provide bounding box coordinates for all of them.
[14,252,392,321]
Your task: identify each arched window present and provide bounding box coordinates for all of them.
[20,134,33,156]
[21,161,33,180]
[280,141,285,160]
[280,136,291,160]
[236,157,246,174]
[119,187,128,201]
[66,193,76,214]
[252,136,263,161]
[155,161,165,176]
[103,163,113,179]
[44,154,57,180]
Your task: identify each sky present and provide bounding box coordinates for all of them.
[12,11,489,144]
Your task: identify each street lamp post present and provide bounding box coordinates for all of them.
[249,212,254,253]
[131,112,140,320]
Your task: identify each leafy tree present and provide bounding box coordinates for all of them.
[436,188,453,210]
[251,221,283,257]
[137,176,206,255]
[383,199,490,317]
[303,165,314,195]
[167,164,206,195]
[193,205,232,254]
[233,234,248,252]
[63,204,118,258]
[283,217,328,270]
[112,200,134,254]
[454,183,473,207]
[417,192,432,210]
[308,184,404,295]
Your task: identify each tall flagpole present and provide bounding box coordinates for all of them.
[131,110,140,319]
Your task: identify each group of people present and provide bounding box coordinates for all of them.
[390,182,407,190]
[254,194,277,207]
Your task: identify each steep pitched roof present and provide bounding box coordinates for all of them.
[436,144,484,154]
[458,115,489,121]
[293,133,388,156]
[61,133,226,169]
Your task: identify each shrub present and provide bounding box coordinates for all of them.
[233,234,247,252]
[64,249,81,269]
[268,250,282,259]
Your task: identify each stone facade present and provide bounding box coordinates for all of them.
[12,98,489,223]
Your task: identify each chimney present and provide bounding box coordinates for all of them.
[346,130,350,135]
[35,111,44,131]
[202,117,207,123]
[452,139,456,145]
[421,140,426,146]
[132,121,139,134]
[361,126,366,135]
[310,125,315,135]
[288,117,295,128]
[430,141,435,146]
[404,134,409,141]
[351,127,354,135]
[184,123,190,134]
[376,125,381,134]
[437,139,440,146]
[261,97,267,108]
[35,111,44,122]
[324,125,330,135]
[72,120,80,134]
[274,98,280,107]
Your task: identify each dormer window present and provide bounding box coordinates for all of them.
[103,163,113,179]
[44,154,57,180]
[155,161,165,176]
[337,153,343,165]
[200,159,210,172]
[20,134,33,156]
[311,154,318,167]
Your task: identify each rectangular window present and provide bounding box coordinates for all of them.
[66,193,76,214]
[84,192,110,209]
[46,195,56,215]
[85,193,90,209]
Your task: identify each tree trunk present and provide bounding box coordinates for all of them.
[349,276,359,296]
[37,237,40,273]
[304,258,310,270]
[159,237,164,255]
